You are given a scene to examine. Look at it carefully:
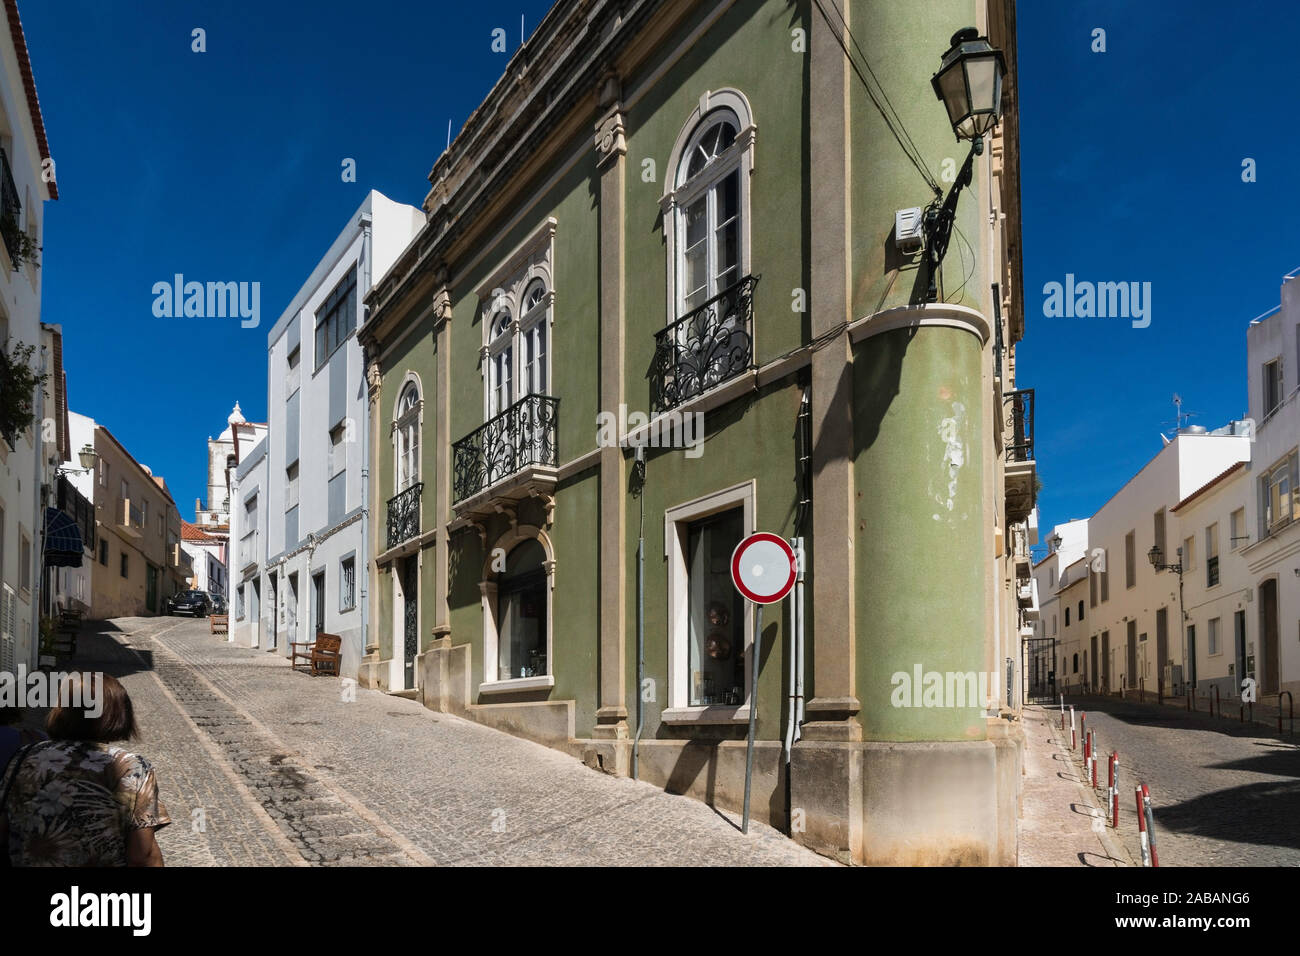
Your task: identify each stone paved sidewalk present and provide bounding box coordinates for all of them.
[1018,705,1136,867]
[66,616,834,867]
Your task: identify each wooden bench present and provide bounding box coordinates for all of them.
[209,614,229,635]
[290,632,342,676]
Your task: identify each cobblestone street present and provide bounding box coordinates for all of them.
[1034,696,1300,867]
[60,616,832,867]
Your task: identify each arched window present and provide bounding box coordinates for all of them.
[395,382,420,492]
[496,539,548,681]
[662,91,755,325]
[487,309,513,419]
[520,279,548,397]
[675,112,741,314]
[1073,653,1079,674]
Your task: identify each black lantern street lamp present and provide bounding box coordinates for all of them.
[923,28,1007,303]
[1049,531,1063,554]
[931,28,1007,152]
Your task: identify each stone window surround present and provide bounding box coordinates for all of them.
[478,524,557,696]
[662,478,756,725]
[660,89,756,327]
[475,218,557,420]
[391,373,424,495]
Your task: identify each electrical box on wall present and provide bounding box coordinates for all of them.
[895,208,924,254]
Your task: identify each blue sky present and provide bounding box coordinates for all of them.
[23,0,555,513]
[1017,0,1296,542]
[20,0,1292,536]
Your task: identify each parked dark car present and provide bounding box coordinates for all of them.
[165,589,212,617]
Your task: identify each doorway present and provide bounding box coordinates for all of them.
[1101,631,1110,694]
[1260,578,1279,694]
[1235,608,1247,696]
[312,571,325,635]
[1090,636,1098,694]
[400,557,418,691]
[1126,621,1137,690]
[287,572,299,647]
[146,564,158,614]
[250,578,261,648]
[269,574,278,650]
[1156,608,1168,691]
[1187,624,1198,689]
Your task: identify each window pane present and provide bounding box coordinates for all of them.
[686,509,745,707]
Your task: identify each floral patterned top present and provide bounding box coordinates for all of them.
[0,740,171,866]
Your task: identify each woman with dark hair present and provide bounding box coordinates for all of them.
[0,673,170,866]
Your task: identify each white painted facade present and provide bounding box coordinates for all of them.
[0,4,54,674]
[1069,431,1250,697]
[180,522,228,598]
[251,191,423,678]
[1239,275,1300,699]
[229,432,268,647]
[1030,517,1089,691]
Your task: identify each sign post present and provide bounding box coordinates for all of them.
[731,532,797,834]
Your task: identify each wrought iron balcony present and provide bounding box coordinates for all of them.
[387,481,423,550]
[1003,388,1035,463]
[650,275,757,413]
[0,147,20,265]
[453,394,558,504]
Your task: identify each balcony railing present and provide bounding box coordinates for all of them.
[1004,388,1035,463]
[650,275,757,413]
[387,482,423,550]
[453,394,559,504]
[0,147,21,265]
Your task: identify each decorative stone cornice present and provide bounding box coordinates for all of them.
[595,103,626,168]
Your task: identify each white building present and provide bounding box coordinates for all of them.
[0,0,56,674]
[238,191,423,677]
[228,410,267,645]
[180,520,227,598]
[1240,274,1300,700]
[1030,517,1088,692]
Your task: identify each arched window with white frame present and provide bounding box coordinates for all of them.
[395,382,421,493]
[487,309,514,418]
[520,279,549,397]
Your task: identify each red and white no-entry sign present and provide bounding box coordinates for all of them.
[731,532,797,604]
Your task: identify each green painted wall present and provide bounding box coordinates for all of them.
[853,326,986,741]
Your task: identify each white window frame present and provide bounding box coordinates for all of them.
[476,219,556,424]
[392,377,423,493]
[660,89,756,326]
[662,479,755,724]
[339,553,356,613]
[479,527,556,695]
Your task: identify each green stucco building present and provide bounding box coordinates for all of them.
[358,0,1033,865]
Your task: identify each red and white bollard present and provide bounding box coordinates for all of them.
[1061,694,1066,730]
[1089,732,1097,788]
[1070,706,1076,750]
[1135,785,1152,866]
[1142,783,1159,867]
[1109,752,1119,828]
[1081,712,1087,757]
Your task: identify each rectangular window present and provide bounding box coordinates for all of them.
[1125,531,1136,589]
[1049,567,1056,588]
[664,482,754,720]
[1264,357,1284,418]
[1206,523,1219,587]
[287,345,301,395]
[286,462,299,510]
[340,556,356,612]
[1208,616,1221,656]
[1101,549,1110,602]
[18,532,30,591]
[1183,535,1195,572]
[120,552,128,578]
[98,459,108,488]
[685,508,745,707]
[314,266,357,370]
[99,538,108,566]
[1260,450,1300,537]
[1153,508,1166,563]
[237,584,246,620]
[1089,565,1097,608]
[1230,507,1247,550]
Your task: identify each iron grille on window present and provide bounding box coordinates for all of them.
[453,394,558,503]
[0,148,21,264]
[1003,388,1034,463]
[386,482,422,550]
[650,275,757,413]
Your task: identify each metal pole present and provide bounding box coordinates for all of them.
[1142,784,1159,867]
[742,602,763,834]
[1136,785,1151,866]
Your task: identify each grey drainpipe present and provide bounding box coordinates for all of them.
[359,209,373,680]
[632,445,646,779]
